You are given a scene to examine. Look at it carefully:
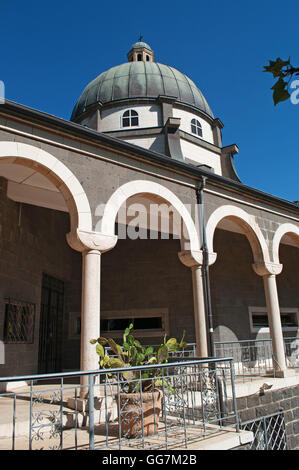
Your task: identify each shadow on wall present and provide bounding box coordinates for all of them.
[214,325,239,344]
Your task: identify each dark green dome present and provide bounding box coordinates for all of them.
[130,41,152,50]
[71,61,214,121]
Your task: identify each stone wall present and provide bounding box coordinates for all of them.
[0,177,81,376]
[235,384,299,450]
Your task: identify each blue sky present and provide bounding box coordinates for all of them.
[1,0,298,202]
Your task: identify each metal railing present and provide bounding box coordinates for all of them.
[213,337,299,379]
[0,357,239,450]
[213,339,274,378]
[104,342,197,359]
[240,412,287,450]
[284,336,299,368]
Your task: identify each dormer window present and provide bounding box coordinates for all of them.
[122,109,139,127]
[191,118,202,137]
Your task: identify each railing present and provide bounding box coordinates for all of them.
[214,337,299,379]
[213,339,274,378]
[104,342,197,359]
[240,412,287,450]
[284,336,299,368]
[0,357,239,450]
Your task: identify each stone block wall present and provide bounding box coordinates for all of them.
[235,384,299,450]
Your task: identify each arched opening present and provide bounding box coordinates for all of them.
[272,225,299,366]
[206,206,269,349]
[100,181,200,346]
[0,142,92,376]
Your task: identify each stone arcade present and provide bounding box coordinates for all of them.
[0,41,299,389]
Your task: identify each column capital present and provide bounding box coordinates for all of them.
[66,229,118,253]
[178,249,217,268]
[252,261,283,276]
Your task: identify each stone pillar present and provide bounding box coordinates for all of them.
[80,249,101,394]
[263,274,287,377]
[191,265,208,357]
[253,262,292,378]
[67,229,118,397]
[178,250,217,358]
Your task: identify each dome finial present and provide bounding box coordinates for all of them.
[127,40,154,63]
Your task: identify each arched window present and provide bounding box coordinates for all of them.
[122,109,139,127]
[137,53,142,61]
[191,118,202,137]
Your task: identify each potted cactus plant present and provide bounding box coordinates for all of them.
[90,324,186,438]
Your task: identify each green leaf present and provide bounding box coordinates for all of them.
[96,337,109,346]
[157,344,169,364]
[133,339,143,350]
[136,353,145,364]
[264,57,290,78]
[109,357,124,368]
[166,338,178,351]
[123,323,134,342]
[96,343,105,358]
[107,338,122,356]
[144,346,154,357]
[271,77,290,105]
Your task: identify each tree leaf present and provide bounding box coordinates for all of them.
[271,78,290,105]
[264,57,290,77]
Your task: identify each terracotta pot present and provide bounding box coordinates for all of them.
[116,390,163,438]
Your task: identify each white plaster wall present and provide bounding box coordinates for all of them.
[181,139,222,175]
[172,107,214,144]
[100,104,162,132]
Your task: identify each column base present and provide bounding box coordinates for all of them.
[274,369,296,378]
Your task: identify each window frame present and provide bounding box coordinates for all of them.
[121,109,139,128]
[100,308,169,338]
[191,118,203,137]
[249,306,299,333]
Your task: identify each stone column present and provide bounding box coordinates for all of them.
[67,229,118,397]
[178,250,217,358]
[191,264,208,357]
[253,262,291,378]
[80,249,101,392]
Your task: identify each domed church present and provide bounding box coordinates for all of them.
[70,41,235,178]
[0,40,298,385]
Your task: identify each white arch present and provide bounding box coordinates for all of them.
[206,204,270,264]
[100,180,200,251]
[0,141,92,233]
[272,223,299,264]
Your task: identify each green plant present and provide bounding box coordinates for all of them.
[263,57,299,105]
[90,323,187,393]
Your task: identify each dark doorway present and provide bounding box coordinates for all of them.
[38,274,64,373]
